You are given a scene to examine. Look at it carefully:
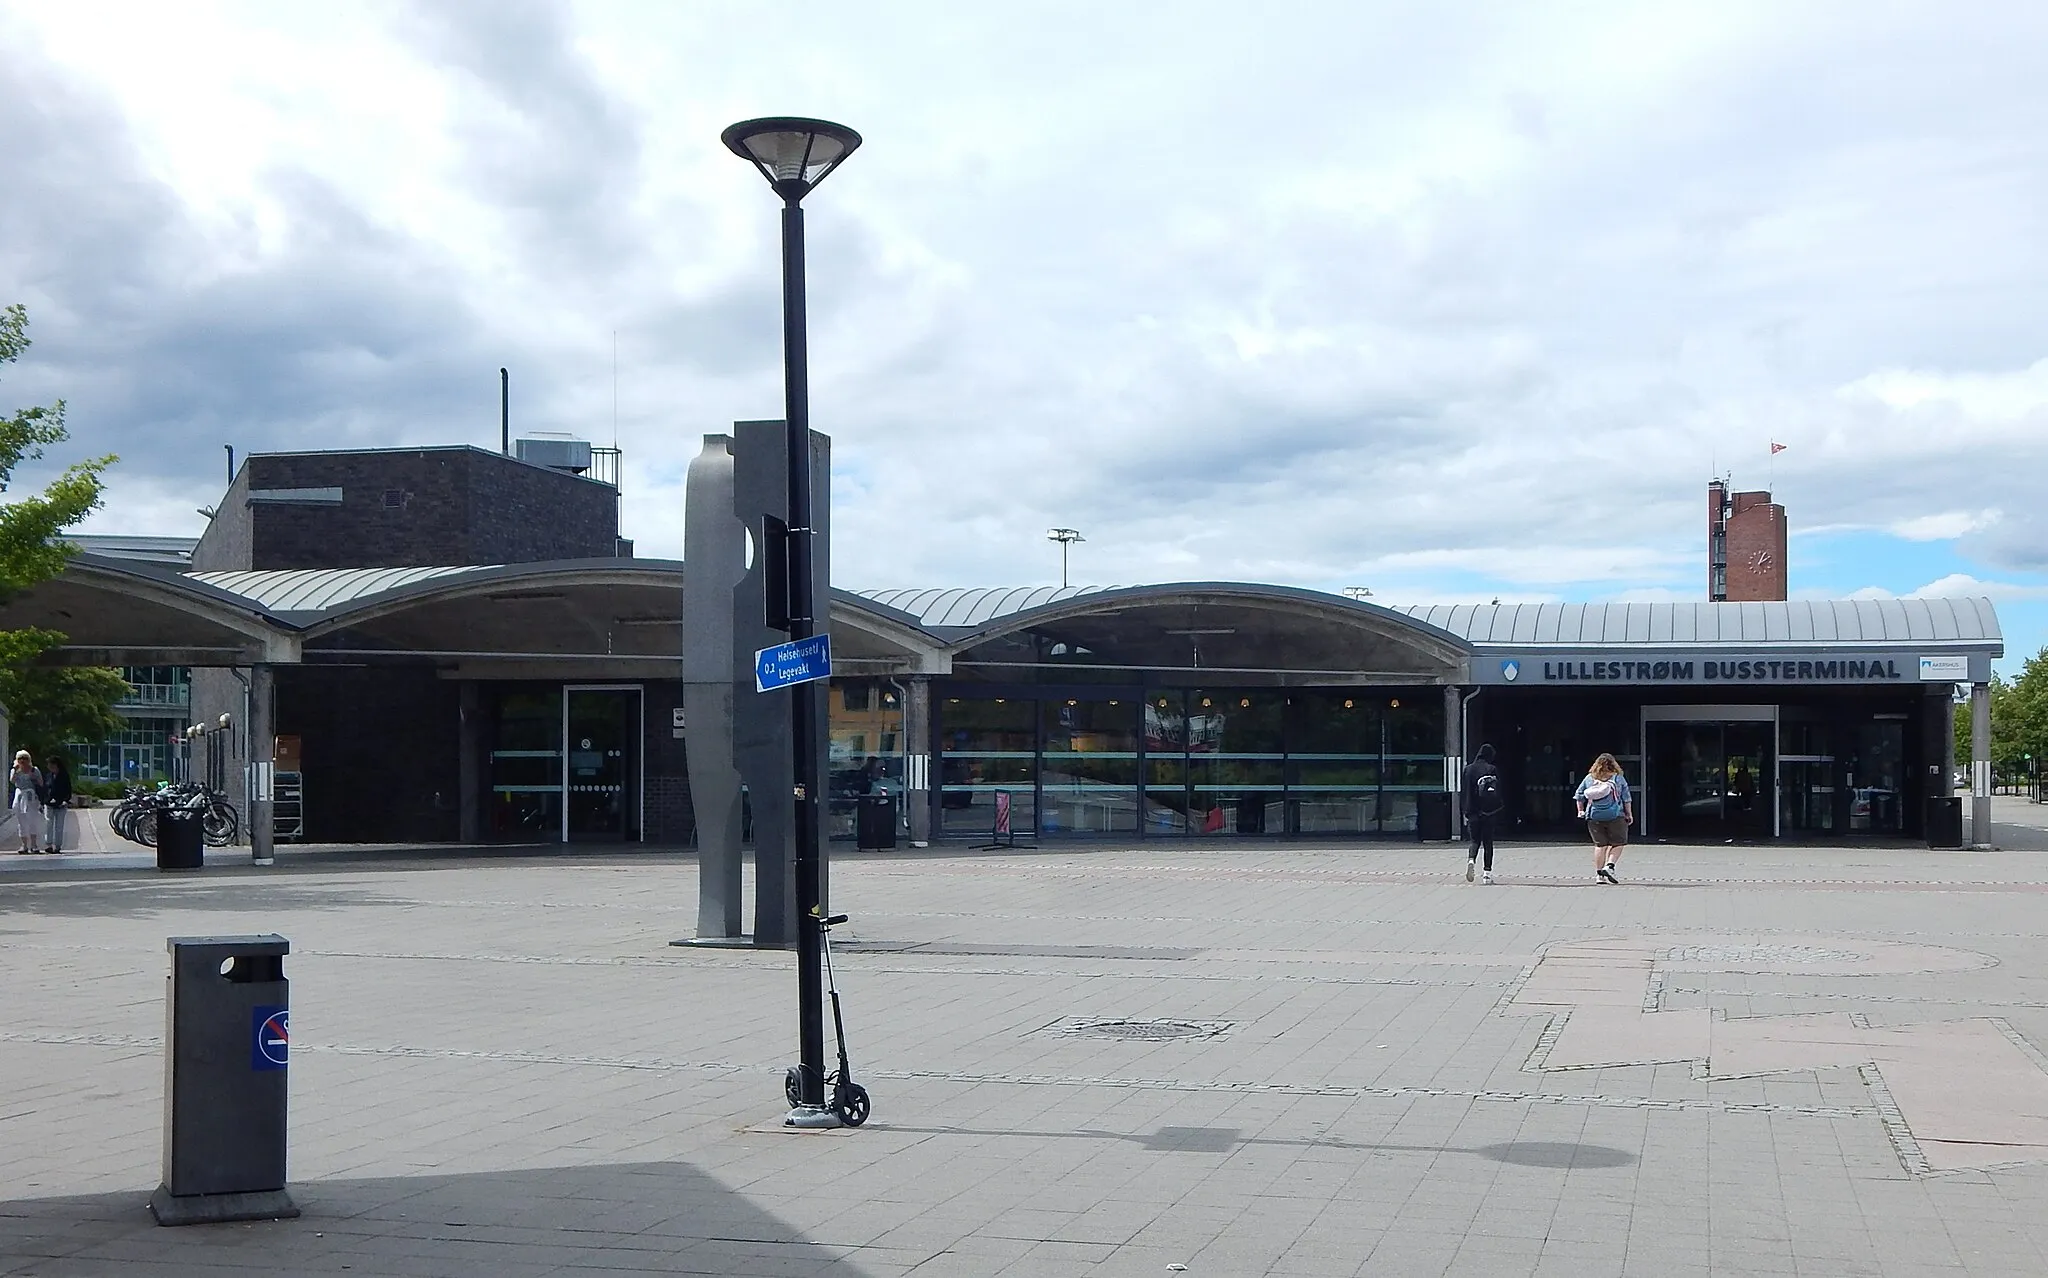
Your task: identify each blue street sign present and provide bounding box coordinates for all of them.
[755,634,833,692]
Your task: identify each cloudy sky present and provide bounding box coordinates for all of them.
[4,1,2045,668]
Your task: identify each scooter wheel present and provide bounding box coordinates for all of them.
[784,1067,803,1110]
[834,1083,871,1128]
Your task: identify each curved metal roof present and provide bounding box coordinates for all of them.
[1390,599,2002,647]
[189,566,481,613]
[856,585,1119,628]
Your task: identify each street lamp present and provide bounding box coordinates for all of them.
[1047,528,1084,587]
[723,115,862,1129]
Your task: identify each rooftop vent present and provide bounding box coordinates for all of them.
[514,432,592,475]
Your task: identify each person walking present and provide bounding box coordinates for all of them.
[1574,752,1633,884]
[41,757,72,854]
[10,751,45,855]
[1461,742,1505,883]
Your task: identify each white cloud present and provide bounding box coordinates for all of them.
[1842,574,2048,603]
[1890,510,2002,542]
[8,1,2048,599]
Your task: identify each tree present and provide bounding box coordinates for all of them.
[1953,647,2048,783]
[0,303,119,749]
[0,666,129,761]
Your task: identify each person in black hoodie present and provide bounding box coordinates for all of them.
[1461,743,1505,883]
[42,757,73,854]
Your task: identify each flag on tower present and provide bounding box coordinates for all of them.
[1770,442,1787,454]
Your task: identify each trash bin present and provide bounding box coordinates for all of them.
[1416,792,1453,842]
[1924,796,1963,849]
[856,793,897,851]
[150,935,300,1226]
[156,809,204,872]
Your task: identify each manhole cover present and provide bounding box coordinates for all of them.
[1043,1018,1232,1041]
[1661,944,1867,966]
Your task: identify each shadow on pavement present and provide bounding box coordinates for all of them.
[0,878,403,921]
[880,1122,1638,1171]
[0,1159,873,1277]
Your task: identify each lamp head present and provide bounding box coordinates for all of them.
[722,117,862,203]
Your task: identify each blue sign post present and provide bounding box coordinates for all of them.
[755,634,833,693]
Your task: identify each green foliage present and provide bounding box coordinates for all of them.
[0,666,129,762]
[0,303,121,752]
[0,304,115,604]
[1954,647,2048,780]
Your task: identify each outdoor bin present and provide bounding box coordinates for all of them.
[156,810,204,872]
[1416,792,1453,842]
[150,934,300,1226]
[1925,796,1964,849]
[856,793,897,850]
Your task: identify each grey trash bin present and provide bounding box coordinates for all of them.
[856,793,897,850]
[156,809,204,872]
[1416,792,1453,842]
[150,934,300,1225]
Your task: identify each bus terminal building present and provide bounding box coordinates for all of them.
[18,443,2002,853]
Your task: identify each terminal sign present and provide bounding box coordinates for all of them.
[755,634,832,693]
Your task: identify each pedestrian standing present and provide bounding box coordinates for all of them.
[10,751,45,855]
[42,757,72,854]
[1574,752,1633,884]
[1461,742,1505,883]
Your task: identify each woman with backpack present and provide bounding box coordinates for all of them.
[1574,752,1633,884]
[10,751,45,855]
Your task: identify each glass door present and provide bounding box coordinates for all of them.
[564,687,639,841]
[1722,723,1773,840]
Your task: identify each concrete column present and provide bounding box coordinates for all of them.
[1442,684,1463,832]
[458,681,482,844]
[249,665,275,866]
[1971,680,1993,848]
[905,676,932,847]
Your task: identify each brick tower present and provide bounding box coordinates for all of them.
[1708,480,1787,601]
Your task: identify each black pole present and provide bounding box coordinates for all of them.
[500,368,510,455]
[781,197,827,1111]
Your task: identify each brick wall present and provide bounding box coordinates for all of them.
[640,679,693,844]
[197,447,618,571]
[1722,493,1788,601]
[277,666,462,842]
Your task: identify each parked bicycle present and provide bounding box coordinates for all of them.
[110,782,240,848]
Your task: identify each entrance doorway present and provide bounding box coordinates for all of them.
[1644,707,1775,841]
[564,686,641,841]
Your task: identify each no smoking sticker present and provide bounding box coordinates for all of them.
[252,1006,288,1071]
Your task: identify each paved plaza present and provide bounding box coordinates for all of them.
[7,804,2048,1276]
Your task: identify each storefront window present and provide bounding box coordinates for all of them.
[1286,694,1379,834]
[1041,699,1138,834]
[1848,719,1905,835]
[940,698,1036,837]
[1381,698,1444,834]
[1188,690,1284,835]
[1142,693,1188,834]
[490,689,561,839]
[829,679,903,841]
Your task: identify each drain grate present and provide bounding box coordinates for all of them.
[1042,1018,1232,1042]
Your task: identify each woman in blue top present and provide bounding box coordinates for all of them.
[1573,753,1633,884]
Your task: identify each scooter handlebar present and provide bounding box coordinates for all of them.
[821,913,849,927]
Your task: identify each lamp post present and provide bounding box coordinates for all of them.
[1047,528,1084,587]
[723,115,862,1126]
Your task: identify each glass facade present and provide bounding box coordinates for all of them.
[488,688,562,839]
[940,698,1037,837]
[828,679,904,841]
[938,689,1444,839]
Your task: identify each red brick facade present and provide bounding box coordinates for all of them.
[1708,482,1787,601]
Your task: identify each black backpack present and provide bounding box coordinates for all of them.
[1474,771,1505,815]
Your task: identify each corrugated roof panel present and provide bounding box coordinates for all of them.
[1926,598,1962,641]
[190,565,480,612]
[1763,602,1790,642]
[1623,603,1651,644]
[1786,604,1815,642]
[1530,605,1560,643]
[1874,597,1910,641]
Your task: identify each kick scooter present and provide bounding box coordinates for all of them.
[784,911,871,1127]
